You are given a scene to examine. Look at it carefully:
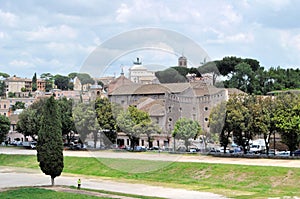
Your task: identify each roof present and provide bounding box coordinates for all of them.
[160,83,191,93]
[108,75,135,94]
[109,82,215,96]
[130,65,147,70]
[226,88,246,95]
[110,84,168,95]
[135,98,165,117]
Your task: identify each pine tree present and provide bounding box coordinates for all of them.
[37,96,64,186]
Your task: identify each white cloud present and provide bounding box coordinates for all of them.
[26,25,77,42]
[280,30,300,51]
[0,9,18,27]
[9,60,32,67]
[116,3,130,23]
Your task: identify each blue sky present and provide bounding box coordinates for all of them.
[1,0,300,78]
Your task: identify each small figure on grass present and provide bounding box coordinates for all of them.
[77,178,81,190]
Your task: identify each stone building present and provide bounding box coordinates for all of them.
[4,76,46,96]
[108,80,230,149]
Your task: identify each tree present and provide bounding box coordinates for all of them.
[0,81,5,96]
[37,96,64,186]
[0,72,9,78]
[95,97,117,147]
[12,101,25,111]
[16,108,39,139]
[216,56,242,76]
[226,94,251,153]
[54,75,69,90]
[116,110,137,149]
[172,118,202,151]
[155,68,187,83]
[116,106,151,150]
[76,73,95,92]
[16,99,46,139]
[32,73,37,92]
[248,96,272,155]
[209,101,229,152]
[0,115,10,143]
[68,72,78,80]
[198,61,220,85]
[40,73,54,92]
[133,120,161,148]
[274,93,300,155]
[57,98,76,145]
[73,102,99,147]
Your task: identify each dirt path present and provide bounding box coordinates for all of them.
[0,167,227,199]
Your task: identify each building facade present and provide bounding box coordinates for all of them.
[4,76,46,96]
[128,58,156,84]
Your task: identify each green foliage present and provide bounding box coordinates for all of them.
[116,106,153,149]
[0,72,9,78]
[0,81,6,96]
[172,117,201,150]
[16,108,39,139]
[273,93,300,153]
[133,120,161,147]
[197,61,219,85]
[209,101,228,148]
[16,99,46,139]
[54,74,69,90]
[40,73,54,92]
[1,154,300,198]
[37,96,64,185]
[57,97,76,144]
[12,101,25,111]
[155,68,187,83]
[32,72,37,92]
[76,73,95,85]
[0,115,10,143]
[73,102,99,146]
[68,72,78,80]
[8,92,15,98]
[95,97,117,146]
[0,187,107,199]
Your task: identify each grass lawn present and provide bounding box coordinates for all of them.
[0,154,299,198]
[0,187,111,199]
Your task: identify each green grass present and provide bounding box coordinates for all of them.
[0,154,300,198]
[0,187,111,199]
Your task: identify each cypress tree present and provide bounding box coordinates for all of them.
[32,72,37,92]
[37,96,64,186]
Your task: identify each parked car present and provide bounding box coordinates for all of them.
[293,150,300,156]
[134,146,146,152]
[277,151,290,156]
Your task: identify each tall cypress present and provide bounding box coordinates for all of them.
[37,96,64,186]
[32,72,37,92]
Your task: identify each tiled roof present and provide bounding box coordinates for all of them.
[226,88,246,95]
[108,75,135,94]
[110,83,192,96]
[137,98,165,117]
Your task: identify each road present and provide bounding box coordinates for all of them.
[0,166,227,199]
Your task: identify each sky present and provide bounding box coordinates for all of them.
[1,0,300,78]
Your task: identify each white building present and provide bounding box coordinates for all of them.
[128,58,156,84]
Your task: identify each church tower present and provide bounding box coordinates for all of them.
[178,55,187,67]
